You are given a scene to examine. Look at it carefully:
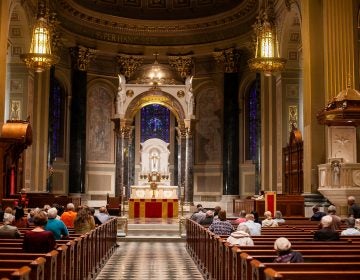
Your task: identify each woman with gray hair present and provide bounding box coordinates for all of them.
[273,237,303,263]
[45,208,69,240]
[226,224,254,246]
[313,215,340,241]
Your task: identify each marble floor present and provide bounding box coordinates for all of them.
[95,242,205,280]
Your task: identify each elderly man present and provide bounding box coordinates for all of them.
[95,206,110,224]
[238,213,261,236]
[45,207,69,240]
[348,196,360,218]
[0,213,21,238]
[60,203,77,228]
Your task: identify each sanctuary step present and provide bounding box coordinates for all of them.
[118,218,185,242]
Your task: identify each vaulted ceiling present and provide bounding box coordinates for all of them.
[54,0,259,57]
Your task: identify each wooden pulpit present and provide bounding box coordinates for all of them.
[0,120,32,200]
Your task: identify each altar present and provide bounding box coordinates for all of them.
[129,185,179,218]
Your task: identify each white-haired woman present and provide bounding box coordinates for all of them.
[273,237,303,263]
[313,215,340,241]
[226,224,254,246]
[261,211,278,227]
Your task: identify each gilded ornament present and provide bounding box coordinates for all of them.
[177,90,185,98]
[126,89,134,97]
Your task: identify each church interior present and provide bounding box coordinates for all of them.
[0,0,360,278]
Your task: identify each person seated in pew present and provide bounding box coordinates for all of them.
[213,205,222,220]
[23,211,56,253]
[234,210,247,225]
[89,207,102,226]
[313,215,340,241]
[60,203,77,228]
[355,218,360,231]
[199,210,214,226]
[95,206,110,224]
[251,210,262,224]
[341,217,360,236]
[273,211,285,224]
[310,205,326,221]
[74,207,96,234]
[45,207,69,240]
[348,196,360,218]
[226,224,254,246]
[273,237,303,263]
[190,206,206,223]
[326,205,342,230]
[4,207,14,224]
[238,213,261,236]
[0,213,21,238]
[209,209,233,235]
[262,211,279,227]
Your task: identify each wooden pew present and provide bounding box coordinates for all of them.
[251,260,360,280]
[0,266,31,280]
[264,267,360,280]
[0,258,45,280]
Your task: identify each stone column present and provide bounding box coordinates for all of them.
[176,127,186,191]
[112,118,133,199]
[214,48,240,196]
[68,46,96,194]
[184,128,194,205]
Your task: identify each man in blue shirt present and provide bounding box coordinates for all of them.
[45,207,69,240]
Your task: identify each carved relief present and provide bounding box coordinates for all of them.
[196,86,222,163]
[87,86,113,162]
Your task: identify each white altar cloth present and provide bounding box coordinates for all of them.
[130,185,178,199]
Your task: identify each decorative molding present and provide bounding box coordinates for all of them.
[117,54,143,79]
[168,56,193,79]
[69,46,97,71]
[213,48,242,73]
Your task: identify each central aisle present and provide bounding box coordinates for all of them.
[95,241,205,280]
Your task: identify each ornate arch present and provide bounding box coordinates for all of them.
[124,88,186,129]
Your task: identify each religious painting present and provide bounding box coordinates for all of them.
[87,86,114,163]
[141,104,170,143]
[195,86,222,164]
[9,100,21,120]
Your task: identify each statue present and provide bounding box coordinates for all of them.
[115,74,126,115]
[150,152,160,171]
[185,75,194,116]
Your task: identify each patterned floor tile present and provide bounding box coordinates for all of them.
[95,242,205,280]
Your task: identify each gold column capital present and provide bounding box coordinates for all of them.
[69,46,97,71]
[213,48,241,73]
[168,55,194,79]
[117,54,143,79]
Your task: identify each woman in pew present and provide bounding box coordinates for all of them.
[273,211,285,224]
[0,213,21,238]
[226,224,254,246]
[273,237,303,263]
[45,207,69,240]
[23,211,56,253]
[74,207,96,234]
[261,211,279,227]
[313,215,340,241]
[208,209,233,235]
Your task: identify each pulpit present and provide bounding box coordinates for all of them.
[0,120,32,200]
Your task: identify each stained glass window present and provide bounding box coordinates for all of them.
[141,104,170,143]
[49,79,65,158]
[247,82,260,161]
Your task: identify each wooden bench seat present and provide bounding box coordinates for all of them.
[264,268,360,280]
[0,266,31,280]
[251,259,360,280]
[0,258,45,280]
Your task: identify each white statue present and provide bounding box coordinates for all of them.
[185,75,194,116]
[150,152,160,171]
[115,74,126,115]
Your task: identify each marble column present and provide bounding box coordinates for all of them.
[176,127,186,191]
[112,118,133,198]
[214,48,240,196]
[184,128,194,204]
[68,46,96,194]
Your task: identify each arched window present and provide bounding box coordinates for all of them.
[141,104,170,143]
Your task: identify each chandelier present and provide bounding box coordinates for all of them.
[248,1,286,76]
[20,0,59,72]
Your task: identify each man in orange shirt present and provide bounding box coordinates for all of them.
[60,203,77,228]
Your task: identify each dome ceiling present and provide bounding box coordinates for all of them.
[54,0,258,55]
[72,0,245,20]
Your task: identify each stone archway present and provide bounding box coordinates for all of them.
[113,87,195,205]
